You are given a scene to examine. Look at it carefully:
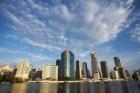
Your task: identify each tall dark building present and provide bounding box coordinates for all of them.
[61,50,75,80]
[56,59,62,80]
[70,51,75,78]
[100,61,109,78]
[82,62,88,78]
[75,60,82,80]
[114,57,121,67]
[91,51,100,80]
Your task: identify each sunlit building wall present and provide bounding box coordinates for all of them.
[15,60,32,79]
[91,51,100,80]
[42,64,58,80]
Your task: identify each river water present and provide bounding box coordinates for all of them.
[0,81,140,93]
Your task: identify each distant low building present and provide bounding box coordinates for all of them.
[42,64,58,80]
[132,71,140,80]
[36,69,42,80]
[0,64,12,75]
[124,69,132,80]
[15,60,32,79]
[0,64,13,82]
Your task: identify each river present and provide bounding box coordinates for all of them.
[0,81,140,93]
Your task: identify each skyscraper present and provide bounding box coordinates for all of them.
[56,59,62,80]
[114,57,121,67]
[61,50,75,80]
[82,62,88,78]
[113,57,126,79]
[70,51,75,78]
[100,61,109,79]
[75,60,82,80]
[91,51,100,80]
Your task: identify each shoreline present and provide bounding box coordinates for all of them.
[28,79,127,83]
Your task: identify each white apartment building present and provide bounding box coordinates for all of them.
[15,60,32,79]
[42,64,58,80]
[0,64,12,74]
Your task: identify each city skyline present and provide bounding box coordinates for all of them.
[0,50,138,81]
[0,0,140,73]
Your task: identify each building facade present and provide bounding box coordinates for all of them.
[82,62,88,78]
[42,64,58,80]
[15,60,32,79]
[100,61,110,79]
[75,60,82,80]
[110,70,119,79]
[61,50,75,80]
[114,57,122,67]
[113,57,126,79]
[91,51,100,80]
[56,59,62,80]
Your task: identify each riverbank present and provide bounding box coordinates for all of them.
[28,79,127,83]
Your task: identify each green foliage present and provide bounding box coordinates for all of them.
[63,77,75,81]
[0,75,3,82]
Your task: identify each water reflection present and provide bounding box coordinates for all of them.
[12,83,27,93]
[0,81,140,93]
[40,83,58,93]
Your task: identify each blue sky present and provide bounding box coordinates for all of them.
[0,0,140,73]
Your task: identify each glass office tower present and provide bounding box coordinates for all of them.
[61,50,75,79]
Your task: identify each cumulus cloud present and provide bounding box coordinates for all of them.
[0,0,135,59]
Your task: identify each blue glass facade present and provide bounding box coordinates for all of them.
[61,50,75,79]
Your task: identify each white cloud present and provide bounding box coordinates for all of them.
[131,24,140,42]
[27,53,53,64]
[0,0,135,58]
[24,38,63,52]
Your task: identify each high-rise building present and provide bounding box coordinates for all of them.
[75,60,82,80]
[82,62,88,78]
[56,59,62,80]
[15,60,32,79]
[42,64,58,80]
[100,61,109,79]
[70,51,75,78]
[61,50,75,80]
[114,57,121,67]
[91,51,100,80]
[113,57,127,79]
